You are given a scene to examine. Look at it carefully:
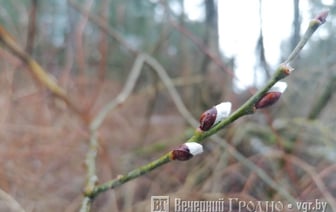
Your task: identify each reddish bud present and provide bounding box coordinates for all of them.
[255,81,287,109]
[171,146,192,161]
[314,10,329,24]
[199,107,217,131]
[255,92,281,109]
[171,142,203,161]
[280,63,294,75]
[199,102,231,131]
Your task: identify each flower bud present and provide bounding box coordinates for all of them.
[314,10,328,24]
[255,82,287,109]
[280,63,294,75]
[199,102,232,131]
[171,142,203,161]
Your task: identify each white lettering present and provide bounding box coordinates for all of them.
[175,198,181,212]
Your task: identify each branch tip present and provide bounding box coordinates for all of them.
[280,63,294,75]
[314,10,329,24]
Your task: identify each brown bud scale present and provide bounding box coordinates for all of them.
[199,107,217,131]
[314,10,328,24]
[255,92,281,109]
[171,144,193,161]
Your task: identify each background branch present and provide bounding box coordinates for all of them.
[308,74,336,119]
[0,188,25,212]
[0,25,83,118]
[285,154,336,211]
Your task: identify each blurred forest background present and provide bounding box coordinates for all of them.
[0,0,335,211]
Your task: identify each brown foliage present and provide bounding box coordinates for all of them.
[0,1,335,212]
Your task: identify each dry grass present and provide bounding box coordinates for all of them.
[0,69,335,211]
[0,67,189,211]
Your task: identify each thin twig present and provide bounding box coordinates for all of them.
[284,10,328,65]
[25,0,38,54]
[90,54,198,132]
[0,25,83,117]
[285,154,336,211]
[74,0,93,75]
[80,55,145,211]
[86,56,296,204]
[300,164,336,197]
[70,1,328,208]
[82,53,198,210]
[87,11,327,199]
[308,74,336,119]
[138,75,203,96]
[0,188,25,212]
[212,136,297,203]
[68,0,138,55]
[79,197,91,212]
[170,21,236,84]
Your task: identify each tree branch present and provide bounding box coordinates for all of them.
[69,1,328,209]
[84,10,328,200]
[0,25,83,118]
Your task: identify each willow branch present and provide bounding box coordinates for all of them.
[284,10,328,65]
[86,11,328,200]
[82,53,198,210]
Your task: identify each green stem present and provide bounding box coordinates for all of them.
[89,153,172,198]
[189,65,287,144]
[285,11,328,65]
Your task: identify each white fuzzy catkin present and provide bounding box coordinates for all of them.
[269,81,287,93]
[184,142,204,156]
[214,102,232,126]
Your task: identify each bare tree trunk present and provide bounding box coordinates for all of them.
[200,0,218,77]
[199,0,232,106]
[291,0,301,51]
[26,0,38,55]
[179,0,193,108]
[255,0,270,82]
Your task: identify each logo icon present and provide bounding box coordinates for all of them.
[151,196,169,212]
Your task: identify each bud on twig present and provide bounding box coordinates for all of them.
[280,63,294,75]
[314,10,329,24]
[171,142,203,161]
[255,82,287,109]
[199,102,232,131]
